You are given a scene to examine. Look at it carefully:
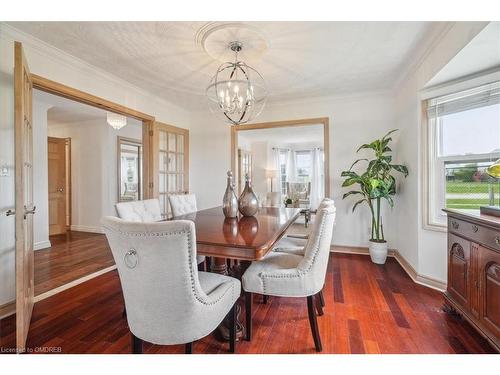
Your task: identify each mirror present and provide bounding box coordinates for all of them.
[118,137,143,202]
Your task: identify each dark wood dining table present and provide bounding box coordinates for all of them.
[172,206,301,340]
[173,206,301,275]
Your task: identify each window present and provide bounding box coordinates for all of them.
[424,81,500,229]
[279,150,287,195]
[295,150,312,182]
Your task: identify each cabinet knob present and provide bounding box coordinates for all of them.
[495,236,500,246]
[451,220,459,230]
[472,224,478,233]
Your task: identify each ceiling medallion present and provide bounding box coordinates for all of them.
[206,40,267,125]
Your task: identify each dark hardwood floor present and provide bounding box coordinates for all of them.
[35,231,114,296]
[1,253,495,354]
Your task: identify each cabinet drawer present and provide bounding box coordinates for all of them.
[449,217,500,252]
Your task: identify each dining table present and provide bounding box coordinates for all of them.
[172,205,301,340]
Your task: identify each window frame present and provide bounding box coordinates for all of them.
[421,72,500,231]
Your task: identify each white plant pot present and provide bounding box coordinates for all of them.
[369,240,388,264]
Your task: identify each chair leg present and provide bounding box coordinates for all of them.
[245,292,252,341]
[315,292,324,316]
[262,294,268,304]
[185,342,193,354]
[228,304,236,353]
[318,290,325,307]
[307,296,322,352]
[205,257,211,271]
[131,333,143,354]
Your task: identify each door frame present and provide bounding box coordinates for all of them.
[230,117,330,196]
[30,74,156,199]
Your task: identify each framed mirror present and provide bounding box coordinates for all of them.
[117,137,143,202]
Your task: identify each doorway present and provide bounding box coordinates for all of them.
[33,88,146,297]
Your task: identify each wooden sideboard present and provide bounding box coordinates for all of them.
[443,209,500,352]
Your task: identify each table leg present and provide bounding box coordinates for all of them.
[210,257,246,341]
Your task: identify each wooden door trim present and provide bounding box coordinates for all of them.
[66,138,72,228]
[230,117,330,196]
[30,74,156,199]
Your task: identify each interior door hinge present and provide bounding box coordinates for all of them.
[149,130,153,137]
[149,182,153,189]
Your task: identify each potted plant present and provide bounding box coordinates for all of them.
[341,130,408,264]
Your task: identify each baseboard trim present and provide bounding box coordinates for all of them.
[70,225,103,234]
[0,300,16,320]
[34,265,117,303]
[34,240,51,251]
[331,245,446,292]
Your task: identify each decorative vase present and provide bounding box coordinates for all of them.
[222,171,238,218]
[368,240,388,264]
[238,173,259,217]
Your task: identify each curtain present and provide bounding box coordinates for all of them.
[310,148,324,209]
[286,149,296,184]
[272,148,282,193]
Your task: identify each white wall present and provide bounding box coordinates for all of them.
[0,24,190,306]
[32,101,51,250]
[393,22,489,283]
[190,91,398,249]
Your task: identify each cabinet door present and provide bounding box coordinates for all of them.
[478,246,500,340]
[447,233,471,309]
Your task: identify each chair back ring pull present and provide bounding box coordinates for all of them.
[124,248,138,269]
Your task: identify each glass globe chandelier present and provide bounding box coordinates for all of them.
[107,112,127,130]
[206,41,267,125]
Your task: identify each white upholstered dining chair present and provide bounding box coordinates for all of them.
[115,198,162,222]
[169,194,197,217]
[102,217,240,354]
[242,200,336,352]
[115,198,205,267]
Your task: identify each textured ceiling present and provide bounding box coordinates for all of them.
[12,21,445,109]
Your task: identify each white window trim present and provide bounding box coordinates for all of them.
[421,70,500,232]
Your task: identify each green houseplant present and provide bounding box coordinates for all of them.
[341,129,408,264]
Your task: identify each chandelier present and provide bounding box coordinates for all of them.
[107,112,127,130]
[206,41,267,125]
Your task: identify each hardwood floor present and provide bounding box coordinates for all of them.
[34,231,114,296]
[1,253,495,354]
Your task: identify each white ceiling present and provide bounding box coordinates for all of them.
[34,89,142,126]
[426,22,500,87]
[238,124,324,145]
[11,21,447,110]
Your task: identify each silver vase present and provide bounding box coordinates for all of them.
[238,174,259,217]
[222,171,238,218]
